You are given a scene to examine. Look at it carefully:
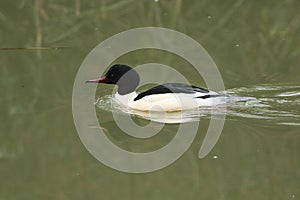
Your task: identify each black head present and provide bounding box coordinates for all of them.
[86,64,140,95]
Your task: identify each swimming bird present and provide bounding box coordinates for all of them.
[86,64,255,112]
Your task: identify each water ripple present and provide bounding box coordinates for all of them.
[95,84,300,125]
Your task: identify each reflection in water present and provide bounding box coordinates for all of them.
[95,84,300,125]
[95,94,226,123]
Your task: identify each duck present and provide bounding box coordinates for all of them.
[86,64,255,112]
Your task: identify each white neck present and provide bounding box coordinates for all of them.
[114,92,137,105]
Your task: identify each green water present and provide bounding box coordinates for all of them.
[1,0,300,199]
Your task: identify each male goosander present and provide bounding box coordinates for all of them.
[86,64,255,112]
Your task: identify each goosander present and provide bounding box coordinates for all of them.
[86,64,255,112]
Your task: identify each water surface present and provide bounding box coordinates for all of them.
[1,0,300,199]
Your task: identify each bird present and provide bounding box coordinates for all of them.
[86,64,255,112]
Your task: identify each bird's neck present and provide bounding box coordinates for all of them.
[117,84,137,95]
[116,70,140,95]
[115,92,137,105]
[113,77,139,105]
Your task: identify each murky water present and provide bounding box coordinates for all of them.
[1,0,300,199]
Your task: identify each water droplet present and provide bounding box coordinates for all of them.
[291,194,296,198]
[154,0,159,2]
[208,15,211,19]
[213,155,218,159]
[235,44,240,47]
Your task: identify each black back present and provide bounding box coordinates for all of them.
[134,83,209,101]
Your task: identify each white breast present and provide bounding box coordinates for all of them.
[113,91,254,112]
[115,92,200,112]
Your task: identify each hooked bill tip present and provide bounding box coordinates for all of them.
[85,76,106,84]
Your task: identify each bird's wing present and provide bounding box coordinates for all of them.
[134,83,213,101]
